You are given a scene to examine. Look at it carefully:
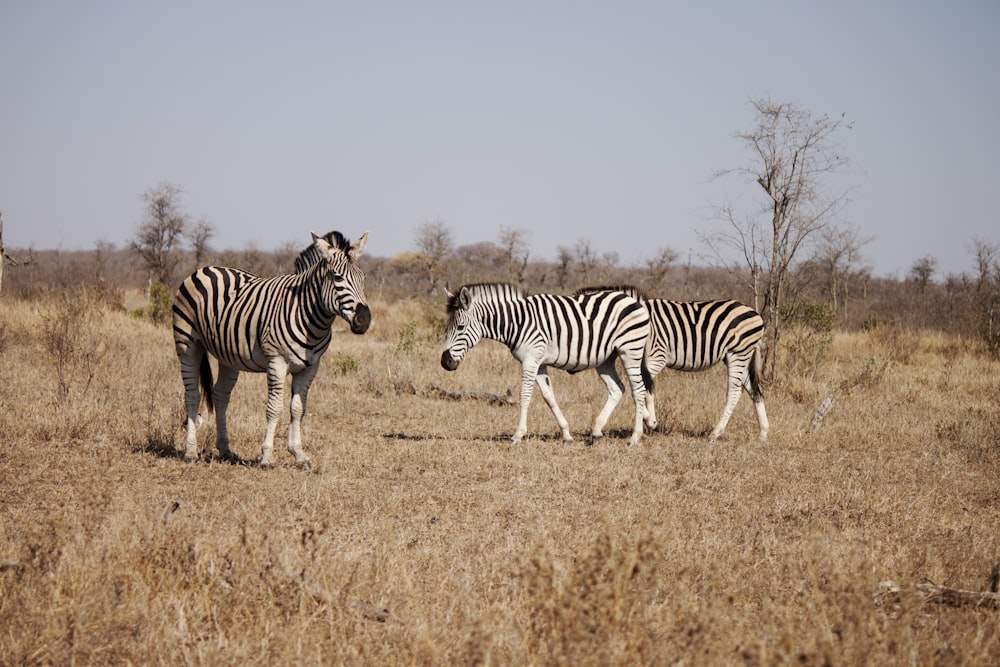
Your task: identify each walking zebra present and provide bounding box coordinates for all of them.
[172,230,371,468]
[577,286,769,442]
[441,283,655,447]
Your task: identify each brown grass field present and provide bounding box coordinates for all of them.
[1,290,998,665]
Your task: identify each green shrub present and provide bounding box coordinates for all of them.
[781,301,835,379]
[395,320,422,352]
[328,352,360,375]
[147,282,173,325]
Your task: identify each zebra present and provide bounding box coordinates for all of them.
[576,286,769,442]
[440,283,656,447]
[172,230,371,468]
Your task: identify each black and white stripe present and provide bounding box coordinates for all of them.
[578,286,769,442]
[172,230,371,468]
[441,283,654,447]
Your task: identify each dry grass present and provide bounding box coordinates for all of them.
[1,291,999,665]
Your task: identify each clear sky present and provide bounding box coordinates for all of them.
[2,1,997,278]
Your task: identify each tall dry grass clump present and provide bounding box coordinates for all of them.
[1,289,999,665]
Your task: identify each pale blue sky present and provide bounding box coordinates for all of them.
[2,1,997,278]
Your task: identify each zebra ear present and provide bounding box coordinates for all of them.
[350,231,369,258]
[311,231,332,254]
[459,286,472,309]
[444,283,454,299]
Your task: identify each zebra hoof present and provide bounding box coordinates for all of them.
[296,459,313,471]
[183,453,199,464]
[259,460,275,470]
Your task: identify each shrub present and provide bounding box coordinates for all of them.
[38,288,108,399]
[147,282,174,325]
[781,301,835,379]
[328,352,360,375]
[395,320,425,352]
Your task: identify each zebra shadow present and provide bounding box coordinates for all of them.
[604,424,713,440]
[131,437,182,460]
[382,432,513,444]
[382,432,438,441]
[382,427,714,445]
[132,438,252,466]
[382,432,566,444]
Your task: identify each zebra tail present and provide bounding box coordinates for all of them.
[199,354,215,414]
[641,359,655,394]
[748,347,764,402]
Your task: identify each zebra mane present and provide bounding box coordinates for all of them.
[447,282,527,313]
[574,284,649,301]
[294,230,352,274]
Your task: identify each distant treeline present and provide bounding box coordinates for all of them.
[3,241,998,352]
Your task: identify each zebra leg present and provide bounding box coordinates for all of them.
[620,356,648,448]
[512,360,541,444]
[644,393,658,431]
[534,367,573,442]
[642,358,665,432]
[592,359,625,440]
[260,357,290,468]
[212,365,240,461]
[287,364,320,470]
[744,373,769,442]
[708,361,744,443]
[753,396,770,442]
[178,344,206,463]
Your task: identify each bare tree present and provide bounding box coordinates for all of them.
[971,239,998,290]
[94,240,116,285]
[813,222,872,314]
[909,255,937,292]
[130,182,189,287]
[190,217,216,268]
[0,211,34,296]
[572,238,599,285]
[708,98,853,379]
[498,225,530,285]
[414,219,454,293]
[969,239,1000,354]
[0,211,6,296]
[555,246,573,290]
[645,246,679,293]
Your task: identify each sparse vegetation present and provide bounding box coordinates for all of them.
[327,351,360,375]
[781,300,835,379]
[38,287,109,399]
[1,283,998,664]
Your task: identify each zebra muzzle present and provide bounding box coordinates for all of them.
[441,350,460,371]
[350,304,371,334]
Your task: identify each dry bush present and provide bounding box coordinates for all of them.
[1,295,999,665]
[38,288,110,399]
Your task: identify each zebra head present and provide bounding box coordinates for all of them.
[441,283,523,371]
[307,230,371,334]
[441,285,485,371]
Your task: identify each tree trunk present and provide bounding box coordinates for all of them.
[765,207,784,381]
[0,211,5,296]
